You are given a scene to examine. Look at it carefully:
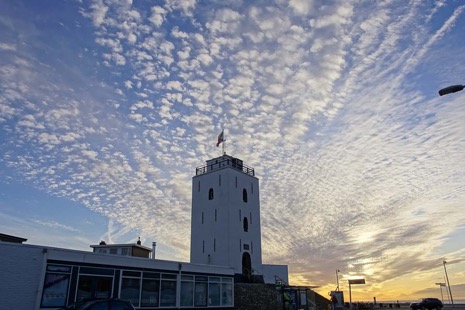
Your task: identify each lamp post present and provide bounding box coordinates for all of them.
[336,269,341,291]
[438,84,464,96]
[348,279,365,310]
[443,260,454,307]
[435,282,445,304]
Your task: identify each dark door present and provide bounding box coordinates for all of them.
[242,252,252,277]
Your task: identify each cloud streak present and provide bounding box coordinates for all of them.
[1,0,465,300]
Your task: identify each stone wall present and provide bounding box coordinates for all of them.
[234,283,282,310]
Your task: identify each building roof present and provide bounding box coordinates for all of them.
[90,243,152,251]
[0,233,27,244]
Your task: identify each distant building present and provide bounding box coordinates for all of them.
[90,238,152,258]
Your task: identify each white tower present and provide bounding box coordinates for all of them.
[190,154,262,277]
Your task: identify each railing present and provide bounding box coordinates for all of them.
[196,158,255,176]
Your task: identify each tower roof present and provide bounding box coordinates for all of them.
[195,154,255,177]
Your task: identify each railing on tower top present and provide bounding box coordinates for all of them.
[196,158,255,176]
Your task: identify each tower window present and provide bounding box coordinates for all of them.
[219,175,221,186]
[235,177,237,188]
[240,239,242,252]
[243,217,248,232]
[214,238,216,252]
[198,181,200,192]
[251,183,253,194]
[202,212,204,224]
[208,188,214,200]
[243,189,248,203]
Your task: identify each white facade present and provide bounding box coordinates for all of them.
[0,241,235,309]
[190,154,262,276]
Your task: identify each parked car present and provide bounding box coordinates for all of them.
[410,298,443,310]
[60,298,135,310]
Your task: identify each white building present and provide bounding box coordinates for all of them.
[0,153,288,309]
[191,154,262,277]
[191,154,288,284]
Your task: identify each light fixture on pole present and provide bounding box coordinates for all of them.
[348,278,365,310]
[336,269,341,291]
[435,282,445,304]
[438,84,464,96]
[443,260,454,306]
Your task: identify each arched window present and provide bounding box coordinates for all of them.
[243,189,248,203]
[243,217,248,232]
[208,188,214,200]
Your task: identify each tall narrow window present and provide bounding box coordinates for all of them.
[203,240,205,253]
[243,189,248,203]
[243,217,248,232]
[215,209,217,222]
[239,210,241,221]
[214,238,216,252]
[235,177,237,188]
[250,212,252,224]
[198,181,200,192]
[251,241,254,254]
[240,239,242,252]
[219,175,221,186]
[251,183,253,194]
[208,188,214,200]
[202,212,204,224]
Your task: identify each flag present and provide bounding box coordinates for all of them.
[216,130,224,147]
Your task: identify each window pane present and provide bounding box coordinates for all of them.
[221,283,233,306]
[144,272,160,279]
[181,281,194,307]
[160,280,176,307]
[47,265,71,273]
[120,278,140,307]
[141,279,159,307]
[77,276,93,301]
[161,273,177,280]
[95,277,112,299]
[41,273,70,307]
[194,281,207,307]
[122,270,141,277]
[208,283,221,306]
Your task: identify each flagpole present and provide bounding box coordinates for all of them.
[222,129,226,155]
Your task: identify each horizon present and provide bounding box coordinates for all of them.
[1,0,465,302]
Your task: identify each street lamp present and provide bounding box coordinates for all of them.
[443,260,454,307]
[348,279,365,310]
[438,84,464,96]
[336,269,341,291]
[435,282,445,304]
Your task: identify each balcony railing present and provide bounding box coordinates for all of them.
[196,158,254,176]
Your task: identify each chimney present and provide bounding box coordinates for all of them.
[152,242,157,259]
[137,237,141,245]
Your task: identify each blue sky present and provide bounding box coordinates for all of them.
[1,0,465,301]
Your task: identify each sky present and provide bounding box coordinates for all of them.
[1,0,465,303]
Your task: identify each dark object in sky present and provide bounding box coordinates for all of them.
[438,84,464,96]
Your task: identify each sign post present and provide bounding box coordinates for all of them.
[348,279,365,309]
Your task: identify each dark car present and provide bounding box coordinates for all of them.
[410,298,443,310]
[60,298,135,310]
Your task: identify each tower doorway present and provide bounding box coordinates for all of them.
[242,252,252,277]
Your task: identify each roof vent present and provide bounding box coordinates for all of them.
[99,240,106,245]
